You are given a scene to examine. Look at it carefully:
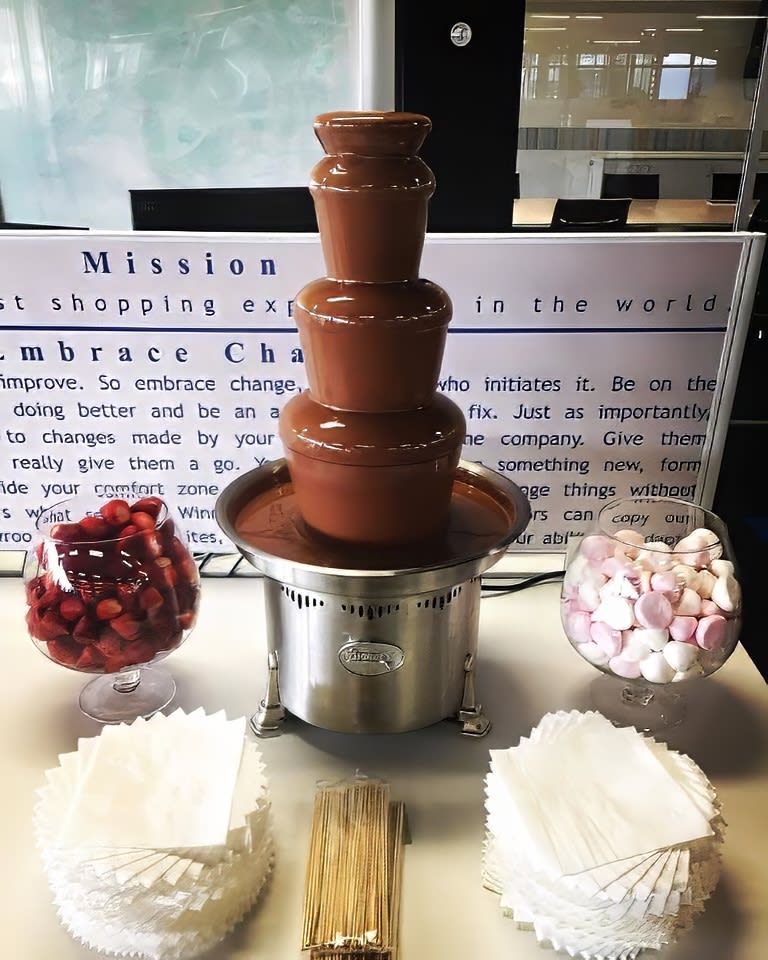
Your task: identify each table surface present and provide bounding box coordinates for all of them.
[3,573,767,960]
[513,198,741,228]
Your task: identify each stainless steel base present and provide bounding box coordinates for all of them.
[256,575,486,735]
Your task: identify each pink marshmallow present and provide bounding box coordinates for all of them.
[668,616,698,643]
[634,591,674,630]
[609,655,643,679]
[590,621,623,658]
[695,614,728,652]
[580,534,617,564]
[565,609,593,645]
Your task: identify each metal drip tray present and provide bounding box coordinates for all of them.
[215,459,531,735]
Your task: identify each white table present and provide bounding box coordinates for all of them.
[2,573,766,959]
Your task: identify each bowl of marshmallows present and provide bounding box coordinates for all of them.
[561,497,741,687]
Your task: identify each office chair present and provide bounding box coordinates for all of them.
[130,187,318,231]
[711,172,768,202]
[549,198,632,232]
[601,173,660,200]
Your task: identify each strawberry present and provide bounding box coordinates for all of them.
[79,514,111,539]
[177,611,197,631]
[131,496,164,519]
[99,499,131,526]
[73,615,98,645]
[76,645,105,671]
[59,596,86,622]
[47,637,81,667]
[122,639,157,666]
[130,511,156,531]
[35,611,69,643]
[110,614,142,641]
[139,587,164,613]
[95,598,123,620]
[94,631,122,659]
[50,522,83,543]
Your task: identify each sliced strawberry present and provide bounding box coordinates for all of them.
[93,631,123,658]
[121,639,157,666]
[47,637,81,667]
[110,614,142,641]
[95,598,123,620]
[177,611,197,631]
[59,596,86,622]
[73,615,98,645]
[76,645,105,671]
[35,611,69,643]
[138,586,164,612]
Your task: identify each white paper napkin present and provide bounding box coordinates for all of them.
[54,709,246,851]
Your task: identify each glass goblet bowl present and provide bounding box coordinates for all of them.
[560,496,741,731]
[23,495,200,723]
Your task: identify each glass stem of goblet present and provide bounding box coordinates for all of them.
[621,683,655,708]
[112,668,142,695]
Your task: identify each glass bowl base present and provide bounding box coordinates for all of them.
[589,674,686,734]
[78,666,176,724]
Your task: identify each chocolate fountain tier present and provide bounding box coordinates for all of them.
[294,278,452,411]
[279,391,465,545]
[310,112,434,282]
[216,458,531,598]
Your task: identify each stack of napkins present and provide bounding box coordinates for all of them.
[483,710,724,960]
[34,708,274,960]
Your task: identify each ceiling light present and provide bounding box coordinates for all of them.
[665,28,704,33]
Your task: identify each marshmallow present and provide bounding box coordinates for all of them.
[592,596,635,631]
[663,640,700,673]
[634,591,674,630]
[590,621,623,658]
[614,529,645,560]
[710,574,741,614]
[668,615,698,643]
[608,655,642,680]
[691,569,716,599]
[695,614,728,652]
[650,570,678,595]
[637,541,674,571]
[674,587,703,618]
[565,609,593,645]
[580,534,617,564]
[640,651,676,684]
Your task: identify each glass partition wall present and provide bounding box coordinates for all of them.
[0,0,359,229]
[519,1,768,230]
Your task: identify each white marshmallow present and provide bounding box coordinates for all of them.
[709,558,734,578]
[592,596,635,631]
[710,574,741,614]
[637,542,674,571]
[691,569,716,599]
[663,640,700,673]
[640,651,676,684]
[675,587,703,617]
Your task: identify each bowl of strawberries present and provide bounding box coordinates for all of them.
[24,495,200,723]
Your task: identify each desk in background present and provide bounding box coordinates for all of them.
[513,198,740,230]
[2,575,766,960]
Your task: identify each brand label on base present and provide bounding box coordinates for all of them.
[338,640,405,676]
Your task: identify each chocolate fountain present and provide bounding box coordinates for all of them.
[216,111,530,737]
